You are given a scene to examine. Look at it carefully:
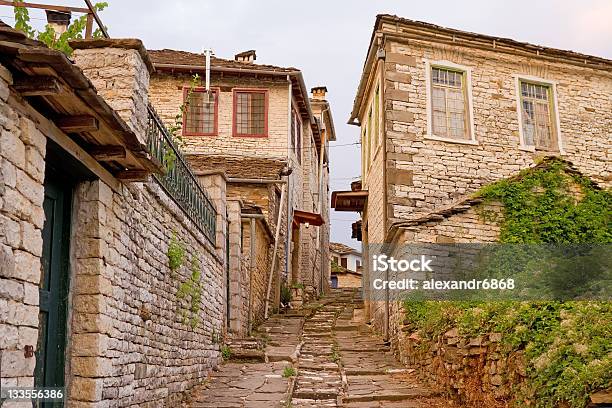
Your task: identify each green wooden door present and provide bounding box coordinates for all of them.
[35,178,71,400]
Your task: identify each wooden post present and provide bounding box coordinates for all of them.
[85,13,93,38]
[265,182,286,319]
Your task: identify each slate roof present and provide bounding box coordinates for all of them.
[186,154,287,180]
[149,49,297,73]
[330,242,360,255]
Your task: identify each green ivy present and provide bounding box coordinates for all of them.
[167,234,185,274]
[12,1,108,56]
[477,158,611,244]
[176,256,203,329]
[403,159,612,407]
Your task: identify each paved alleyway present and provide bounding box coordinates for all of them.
[185,289,456,407]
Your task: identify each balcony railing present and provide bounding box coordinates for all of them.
[146,105,217,244]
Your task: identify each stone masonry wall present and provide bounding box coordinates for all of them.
[0,63,46,394]
[241,219,272,330]
[72,47,150,145]
[397,325,527,405]
[68,179,225,407]
[149,73,290,160]
[380,34,611,223]
[369,203,503,342]
[370,203,509,403]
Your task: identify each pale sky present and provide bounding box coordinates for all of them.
[4,0,611,250]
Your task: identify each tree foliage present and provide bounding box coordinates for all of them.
[12,0,109,55]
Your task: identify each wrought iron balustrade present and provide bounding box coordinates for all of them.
[146,105,216,244]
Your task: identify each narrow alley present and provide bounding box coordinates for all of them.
[184,289,456,407]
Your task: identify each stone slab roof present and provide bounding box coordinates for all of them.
[187,154,287,180]
[330,242,360,255]
[149,49,297,73]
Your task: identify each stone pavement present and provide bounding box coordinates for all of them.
[183,313,304,408]
[184,288,457,407]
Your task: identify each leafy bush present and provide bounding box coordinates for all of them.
[404,159,612,407]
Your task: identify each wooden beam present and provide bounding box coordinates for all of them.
[13,76,62,96]
[115,170,150,182]
[56,115,99,133]
[7,91,122,193]
[89,145,126,161]
[84,0,109,38]
[0,0,90,13]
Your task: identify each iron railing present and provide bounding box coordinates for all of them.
[146,105,217,244]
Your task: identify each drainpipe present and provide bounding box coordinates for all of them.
[286,76,293,289]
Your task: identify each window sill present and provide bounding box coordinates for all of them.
[232,134,269,138]
[424,134,479,146]
[519,145,564,155]
[183,133,219,137]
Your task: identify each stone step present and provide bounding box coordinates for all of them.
[226,348,265,362]
[340,388,439,403]
[292,389,340,400]
[291,397,338,407]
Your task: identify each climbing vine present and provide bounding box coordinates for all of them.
[167,234,185,274]
[163,74,201,173]
[167,235,204,330]
[478,158,611,244]
[403,159,612,408]
[176,256,204,329]
[12,1,108,56]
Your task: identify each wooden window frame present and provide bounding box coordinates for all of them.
[232,88,269,138]
[514,75,563,153]
[425,60,477,145]
[182,87,219,137]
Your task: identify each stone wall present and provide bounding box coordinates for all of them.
[72,45,150,145]
[369,202,503,342]
[68,179,225,406]
[148,73,290,160]
[397,324,527,406]
[0,63,46,392]
[379,36,611,222]
[241,218,273,330]
[0,54,227,406]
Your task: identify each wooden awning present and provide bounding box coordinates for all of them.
[331,190,368,212]
[293,210,324,227]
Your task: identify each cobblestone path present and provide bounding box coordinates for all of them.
[185,288,456,407]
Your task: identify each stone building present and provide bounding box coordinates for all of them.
[333,15,611,340]
[147,49,335,334]
[0,22,237,406]
[329,242,362,288]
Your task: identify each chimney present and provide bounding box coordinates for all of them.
[311,86,328,101]
[45,10,71,36]
[234,50,256,64]
[70,39,154,146]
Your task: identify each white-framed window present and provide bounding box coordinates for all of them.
[515,75,562,152]
[425,60,477,145]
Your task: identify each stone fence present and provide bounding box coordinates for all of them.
[396,325,528,407]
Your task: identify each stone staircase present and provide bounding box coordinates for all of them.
[290,288,455,408]
[184,288,455,408]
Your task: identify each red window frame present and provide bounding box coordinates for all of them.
[182,87,219,137]
[232,88,269,138]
